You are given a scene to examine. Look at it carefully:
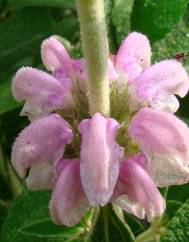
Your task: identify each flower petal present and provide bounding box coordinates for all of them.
[108,59,119,81]
[41,36,73,75]
[149,92,180,113]
[115,155,165,222]
[116,32,151,81]
[132,60,189,112]
[26,161,53,190]
[54,158,72,175]
[50,159,89,227]
[73,58,88,81]
[11,114,73,178]
[148,153,189,187]
[129,108,189,187]
[115,194,145,220]
[12,67,73,120]
[78,113,124,206]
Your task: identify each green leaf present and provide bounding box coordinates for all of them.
[88,205,136,242]
[159,187,169,199]
[131,0,188,42]
[53,16,79,44]
[161,200,183,226]
[0,81,21,115]
[20,219,84,239]
[0,8,53,71]
[8,0,74,9]
[123,212,145,236]
[160,199,189,242]
[152,21,189,64]
[0,200,8,231]
[111,0,134,44]
[1,190,84,242]
[167,184,189,203]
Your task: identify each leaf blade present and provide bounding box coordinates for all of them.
[1,190,84,242]
[0,81,21,115]
[131,0,188,42]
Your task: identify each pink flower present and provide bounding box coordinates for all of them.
[131,60,189,113]
[12,36,118,121]
[129,107,189,187]
[12,36,86,120]
[12,67,74,120]
[116,32,151,81]
[111,107,189,221]
[41,36,86,85]
[50,159,90,227]
[11,33,189,227]
[114,155,165,222]
[11,112,124,226]
[11,114,73,189]
[41,36,74,77]
[78,113,124,206]
[112,32,189,113]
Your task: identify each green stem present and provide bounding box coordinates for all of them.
[136,227,158,242]
[101,205,110,242]
[136,218,164,242]
[76,0,110,116]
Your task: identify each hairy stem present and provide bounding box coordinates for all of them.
[76,0,110,116]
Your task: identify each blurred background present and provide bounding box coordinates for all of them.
[0,0,189,241]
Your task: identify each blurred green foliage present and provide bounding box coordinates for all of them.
[0,0,189,241]
[1,190,86,242]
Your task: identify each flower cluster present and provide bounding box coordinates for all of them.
[11,33,189,226]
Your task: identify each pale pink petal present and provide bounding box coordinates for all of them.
[149,92,180,113]
[50,159,90,227]
[11,114,73,178]
[115,155,165,222]
[20,101,45,121]
[108,59,119,81]
[41,36,73,75]
[148,153,189,187]
[26,161,53,190]
[12,67,74,120]
[78,113,124,206]
[115,195,145,220]
[132,60,189,112]
[116,32,151,81]
[129,108,189,187]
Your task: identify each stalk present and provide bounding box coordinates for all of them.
[76,0,110,116]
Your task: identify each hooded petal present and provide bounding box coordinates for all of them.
[129,108,189,187]
[11,114,73,178]
[41,36,73,76]
[116,32,151,81]
[132,60,189,112]
[78,113,124,206]
[12,67,73,120]
[50,159,90,227]
[115,155,165,222]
